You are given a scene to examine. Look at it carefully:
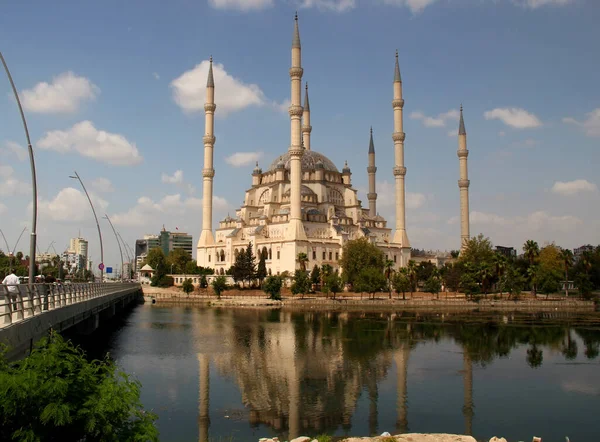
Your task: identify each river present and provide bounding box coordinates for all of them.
[79,304,600,442]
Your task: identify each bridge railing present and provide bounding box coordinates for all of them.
[0,282,140,328]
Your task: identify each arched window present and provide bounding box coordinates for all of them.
[234,249,239,258]
[220,268,224,275]
[268,248,272,260]
[259,189,271,204]
[328,188,344,206]
[220,250,225,262]
[261,247,268,260]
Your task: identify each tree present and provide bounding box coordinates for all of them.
[406,260,418,296]
[538,268,561,298]
[459,234,495,266]
[354,267,387,300]
[185,260,200,274]
[182,278,194,295]
[211,276,228,299]
[560,248,574,297]
[384,259,395,299]
[523,239,540,266]
[310,264,321,288]
[263,275,283,300]
[297,252,309,272]
[244,242,257,287]
[200,274,208,288]
[423,275,442,299]
[231,249,246,285]
[325,271,343,300]
[167,248,191,274]
[538,244,563,275]
[0,333,158,441]
[575,273,593,299]
[146,247,166,273]
[443,263,463,295]
[338,238,384,287]
[291,270,311,299]
[500,265,525,300]
[393,270,411,300]
[256,252,267,283]
[460,272,480,300]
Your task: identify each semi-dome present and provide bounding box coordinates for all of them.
[269,150,339,172]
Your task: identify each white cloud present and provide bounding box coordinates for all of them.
[37,121,142,166]
[1,141,28,161]
[382,0,439,14]
[447,129,457,138]
[91,177,115,193]
[513,0,574,9]
[298,0,356,12]
[21,71,99,114]
[551,179,598,196]
[38,187,108,222]
[375,180,426,210]
[111,193,229,227]
[484,107,542,129]
[456,210,582,234]
[153,72,160,80]
[209,0,273,11]
[171,60,279,116]
[162,170,184,184]
[0,165,30,196]
[410,109,459,128]
[225,152,263,168]
[563,109,600,137]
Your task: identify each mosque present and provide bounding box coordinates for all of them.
[196,15,471,275]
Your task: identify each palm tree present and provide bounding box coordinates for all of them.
[479,264,494,297]
[492,254,507,297]
[523,240,540,266]
[407,260,418,298]
[560,248,573,297]
[297,252,308,272]
[581,251,593,276]
[527,265,539,297]
[384,259,394,299]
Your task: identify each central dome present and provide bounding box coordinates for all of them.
[269,150,339,173]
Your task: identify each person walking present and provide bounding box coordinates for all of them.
[2,269,20,312]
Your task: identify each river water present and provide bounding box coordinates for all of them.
[81,305,600,442]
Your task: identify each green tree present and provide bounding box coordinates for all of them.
[575,273,593,299]
[256,251,267,283]
[166,248,191,274]
[310,264,321,288]
[211,275,228,299]
[244,242,257,287]
[393,270,411,300]
[338,238,384,287]
[182,278,194,295]
[0,333,158,441]
[146,247,166,273]
[460,272,480,300]
[263,275,283,300]
[500,265,525,300]
[297,252,309,272]
[406,260,418,296]
[291,270,311,299]
[423,275,442,299]
[384,259,395,299]
[325,271,343,300]
[523,239,540,266]
[354,267,387,300]
[443,263,463,295]
[560,248,574,297]
[538,244,563,275]
[185,260,200,274]
[538,267,561,298]
[459,234,495,266]
[200,274,208,288]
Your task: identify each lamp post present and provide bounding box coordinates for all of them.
[103,214,124,282]
[69,171,104,282]
[0,51,38,287]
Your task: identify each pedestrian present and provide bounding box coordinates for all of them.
[2,269,20,312]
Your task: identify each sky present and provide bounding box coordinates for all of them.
[0,0,599,273]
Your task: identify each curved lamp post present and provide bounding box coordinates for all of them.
[69,172,104,282]
[0,51,38,286]
[103,214,124,282]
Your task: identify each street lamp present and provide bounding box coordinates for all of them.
[69,171,104,282]
[103,214,124,282]
[1,51,38,287]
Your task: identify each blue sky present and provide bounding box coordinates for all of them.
[0,0,599,271]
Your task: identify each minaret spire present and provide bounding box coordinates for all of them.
[392,50,410,253]
[367,127,377,217]
[302,82,312,151]
[457,105,470,249]
[287,13,306,241]
[198,56,216,253]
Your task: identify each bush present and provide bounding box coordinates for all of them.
[263,275,283,300]
[157,275,174,288]
[0,333,158,441]
[182,278,194,294]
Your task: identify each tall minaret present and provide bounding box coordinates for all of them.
[392,51,410,248]
[198,57,216,247]
[287,13,306,241]
[367,127,377,217]
[458,105,470,249]
[302,83,311,151]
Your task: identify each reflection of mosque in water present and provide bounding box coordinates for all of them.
[194,310,477,441]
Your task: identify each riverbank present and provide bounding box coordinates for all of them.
[262,434,514,442]
[142,286,596,312]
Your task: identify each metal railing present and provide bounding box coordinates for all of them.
[0,282,140,328]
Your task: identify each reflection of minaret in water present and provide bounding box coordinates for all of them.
[198,354,210,442]
[462,352,474,436]
[394,344,410,433]
[367,374,378,436]
[288,363,300,440]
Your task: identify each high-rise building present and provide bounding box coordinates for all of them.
[69,237,88,262]
[135,230,193,269]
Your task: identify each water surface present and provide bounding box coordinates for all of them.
[82,306,600,442]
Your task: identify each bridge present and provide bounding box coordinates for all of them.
[0,282,142,360]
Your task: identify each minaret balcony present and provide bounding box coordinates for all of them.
[203,135,216,145]
[458,179,470,188]
[289,67,304,78]
[367,166,377,173]
[288,105,304,117]
[392,99,405,108]
[392,132,405,142]
[393,166,407,177]
[204,103,216,112]
[457,149,469,158]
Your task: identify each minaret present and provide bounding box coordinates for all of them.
[458,105,470,249]
[198,57,216,247]
[367,127,377,217]
[302,83,312,151]
[392,51,410,248]
[287,13,307,241]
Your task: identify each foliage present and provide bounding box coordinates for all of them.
[575,273,593,298]
[262,275,283,300]
[200,274,208,289]
[523,239,540,265]
[231,243,257,287]
[182,278,194,294]
[291,270,311,298]
[354,267,387,299]
[256,252,267,283]
[416,261,436,283]
[443,263,463,293]
[460,272,480,299]
[297,252,309,272]
[0,333,158,441]
[324,271,343,299]
[166,248,191,274]
[338,238,384,286]
[310,264,321,286]
[537,267,561,297]
[423,275,442,298]
[151,274,174,288]
[146,247,166,273]
[538,244,563,275]
[500,266,525,299]
[459,234,495,266]
[393,270,411,300]
[211,276,228,299]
